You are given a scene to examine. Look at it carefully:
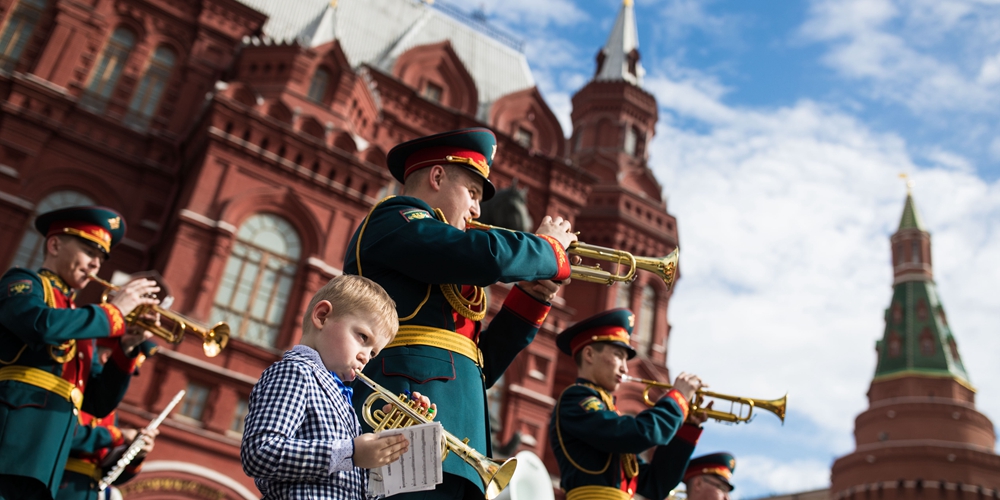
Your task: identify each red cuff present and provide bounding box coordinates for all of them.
[664,389,690,421]
[108,425,125,447]
[125,462,143,474]
[108,342,139,374]
[536,234,572,281]
[502,285,551,327]
[98,304,126,337]
[675,423,703,444]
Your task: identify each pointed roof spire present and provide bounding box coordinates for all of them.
[897,174,926,231]
[594,0,644,86]
[875,178,970,388]
[299,1,338,48]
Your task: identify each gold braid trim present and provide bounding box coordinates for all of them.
[39,275,77,363]
[558,383,638,479]
[433,208,488,321]
[622,453,639,479]
[556,385,612,475]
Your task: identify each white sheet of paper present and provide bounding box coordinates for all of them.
[367,422,443,497]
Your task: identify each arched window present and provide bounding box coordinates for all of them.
[919,329,935,357]
[82,27,135,112]
[11,190,95,269]
[126,45,176,128]
[210,214,301,348]
[634,284,656,354]
[623,125,637,156]
[888,332,902,358]
[910,240,920,263]
[308,67,330,102]
[614,281,631,310]
[0,0,47,72]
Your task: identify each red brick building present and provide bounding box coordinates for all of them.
[830,192,1000,499]
[0,0,677,497]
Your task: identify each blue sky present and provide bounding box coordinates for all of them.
[458,0,1000,497]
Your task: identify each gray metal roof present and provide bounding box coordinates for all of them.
[594,0,644,86]
[235,0,535,118]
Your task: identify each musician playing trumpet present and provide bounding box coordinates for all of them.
[550,308,709,500]
[0,206,158,500]
[242,275,428,500]
[344,128,577,500]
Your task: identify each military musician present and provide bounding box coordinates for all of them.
[345,127,577,499]
[0,207,158,499]
[550,308,707,500]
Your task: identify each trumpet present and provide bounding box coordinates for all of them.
[88,274,230,358]
[621,375,787,424]
[465,220,679,291]
[355,370,517,500]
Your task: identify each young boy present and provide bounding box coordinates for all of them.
[241,275,411,499]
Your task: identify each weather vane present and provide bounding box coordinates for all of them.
[898,173,915,193]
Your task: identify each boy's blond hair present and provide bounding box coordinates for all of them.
[302,275,398,340]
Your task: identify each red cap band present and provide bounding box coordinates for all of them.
[403,146,490,179]
[684,464,733,483]
[569,326,631,355]
[49,222,112,253]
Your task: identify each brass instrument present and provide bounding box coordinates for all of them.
[355,370,517,500]
[621,375,787,424]
[88,274,230,358]
[465,220,679,291]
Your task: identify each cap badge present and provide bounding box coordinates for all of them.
[108,217,120,230]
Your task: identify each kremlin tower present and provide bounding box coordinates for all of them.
[830,188,1000,498]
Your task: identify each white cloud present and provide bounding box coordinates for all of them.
[799,0,1000,112]
[644,71,1000,480]
[978,52,1000,85]
[472,0,588,28]
[739,455,831,495]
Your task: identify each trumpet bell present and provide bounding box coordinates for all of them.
[756,394,788,424]
[357,372,519,498]
[634,248,679,292]
[482,457,518,499]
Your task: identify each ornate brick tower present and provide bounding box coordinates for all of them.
[830,189,1000,499]
[543,3,680,478]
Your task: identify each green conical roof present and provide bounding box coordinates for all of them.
[898,193,926,231]
[873,277,970,386]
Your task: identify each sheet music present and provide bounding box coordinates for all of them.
[367,422,443,497]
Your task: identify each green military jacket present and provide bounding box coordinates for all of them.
[0,268,133,498]
[345,196,569,493]
[550,379,700,499]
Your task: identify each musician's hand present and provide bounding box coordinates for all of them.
[672,372,704,403]
[686,400,713,426]
[135,428,159,459]
[353,433,410,468]
[121,428,139,444]
[380,392,437,418]
[518,279,564,303]
[120,329,153,354]
[410,391,436,418]
[535,216,577,251]
[109,279,160,317]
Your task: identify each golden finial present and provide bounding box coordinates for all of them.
[329,0,337,6]
[898,173,915,193]
[624,0,634,6]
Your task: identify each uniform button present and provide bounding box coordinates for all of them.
[78,380,84,386]
[78,352,84,359]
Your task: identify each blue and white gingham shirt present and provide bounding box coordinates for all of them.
[242,345,371,499]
